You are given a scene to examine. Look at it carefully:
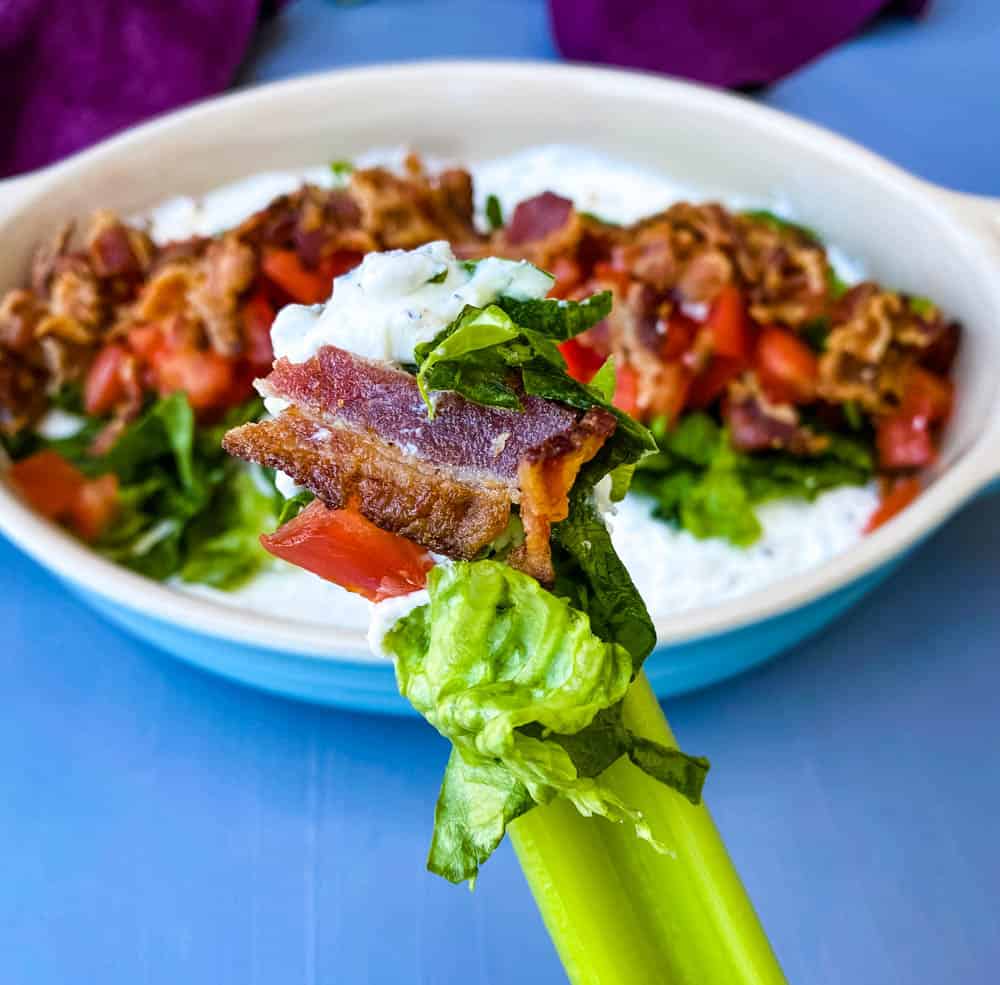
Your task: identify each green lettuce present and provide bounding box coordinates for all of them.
[632,411,874,547]
[384,560,709,884]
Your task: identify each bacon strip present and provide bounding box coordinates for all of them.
[224,346,617,581]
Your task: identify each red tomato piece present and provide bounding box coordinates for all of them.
[559,337,607,384]
[592,261,632,297]
[316,250,364,284]
[901,365,954,423]
[84,344,131,416]
[704,285,755,362]
[686,356,744,410]
[7,450,86,519]
[754,325,819,404]
[241,290,276,370]
[261,501,434,602]
[876,414,936,470]
[68,474,119,542]
[153,348,235,411]
[613,363,641,416]
[865,478,921,533]
[262,248,331,304]
[658,312,699,362]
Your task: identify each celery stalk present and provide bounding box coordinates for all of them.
[509,674,786,985]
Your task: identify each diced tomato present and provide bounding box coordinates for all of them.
[262,248,331,304]
[754,325,819,404]
[549,257,584,299]
[261,501,434,602]
[127,323,168,363]
[241,290,276,370]
[865,477,921,533]
[316,250,364,284]
[686,356,744,410]
[876,413,936,470]
[658,312,699,362]
[704,285,755,362]
[592,261,632,297]
[68,474,119,542]
[559,337,607,384]
[650,361,693,424]
[613,362,641,416]
[7,450,86,519]
[153,347,235,411]
[84,344,131,416]
[900,365,953,423]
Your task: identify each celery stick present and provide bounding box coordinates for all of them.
[510,674,786,985]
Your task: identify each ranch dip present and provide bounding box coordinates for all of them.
[156,146,878,630]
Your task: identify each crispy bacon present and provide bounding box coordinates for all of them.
[262,347,584,485]
[224,409,513,560]
[224,346,617,582]
[725,377,827,455]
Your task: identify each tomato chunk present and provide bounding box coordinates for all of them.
[261,501,434,602]
[68,474,119,542]
[262,248,331,304]
[613,363,641,416]
[559,337,606,384]
[84,344,131,415]
[865,478,921,533]
[7,450,86,519]
[876,413,936,470]
[704,285,755,362]
[754,325,819,404]
[900,365,953,423]
[686,356,744,410]
[549,257,583,299]
[153,347,235,411]
[241,290,276,370]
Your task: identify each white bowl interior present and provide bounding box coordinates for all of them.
[1,62,997,656]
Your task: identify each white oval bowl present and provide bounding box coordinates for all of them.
[1,62,998,709]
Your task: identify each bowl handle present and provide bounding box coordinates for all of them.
[932,188,1000,493]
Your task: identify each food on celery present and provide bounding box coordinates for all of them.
[222,243,709,882]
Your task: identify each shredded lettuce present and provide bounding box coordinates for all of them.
[632,411,874,547]
[384,560,709,884]
[484,193,504,231]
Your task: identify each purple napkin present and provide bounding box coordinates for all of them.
[549,0,930,89]
[0,0,277,178]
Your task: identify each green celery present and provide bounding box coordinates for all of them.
[510,674,786,985]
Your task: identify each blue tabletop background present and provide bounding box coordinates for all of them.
[3,1,999,982]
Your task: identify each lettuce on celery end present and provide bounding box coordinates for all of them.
[383,557,709,885]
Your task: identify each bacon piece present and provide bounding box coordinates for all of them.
[262,347,584,485]
[505,192,574,246]
[725,378,828,456]
[226,346,617,582]
[188,237,257,356]
[512,408,616,583]
[224,410,513,560]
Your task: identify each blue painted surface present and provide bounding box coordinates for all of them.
[4,1,1000,983]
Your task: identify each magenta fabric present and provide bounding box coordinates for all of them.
[0,0,277,178]
[549,0,931,89]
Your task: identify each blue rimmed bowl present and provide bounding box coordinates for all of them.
[2,62,998,713]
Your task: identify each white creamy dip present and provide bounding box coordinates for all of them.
[269,241,552,366]
[156,147,878,631]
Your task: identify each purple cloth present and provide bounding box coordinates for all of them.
[0,0,274,178]
[549,0,930,89]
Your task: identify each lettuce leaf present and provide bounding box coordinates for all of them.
[494,290,612,342]
[384,560,708,884]
[632,411,874,546]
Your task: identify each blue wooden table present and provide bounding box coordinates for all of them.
[3,2,999,982]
